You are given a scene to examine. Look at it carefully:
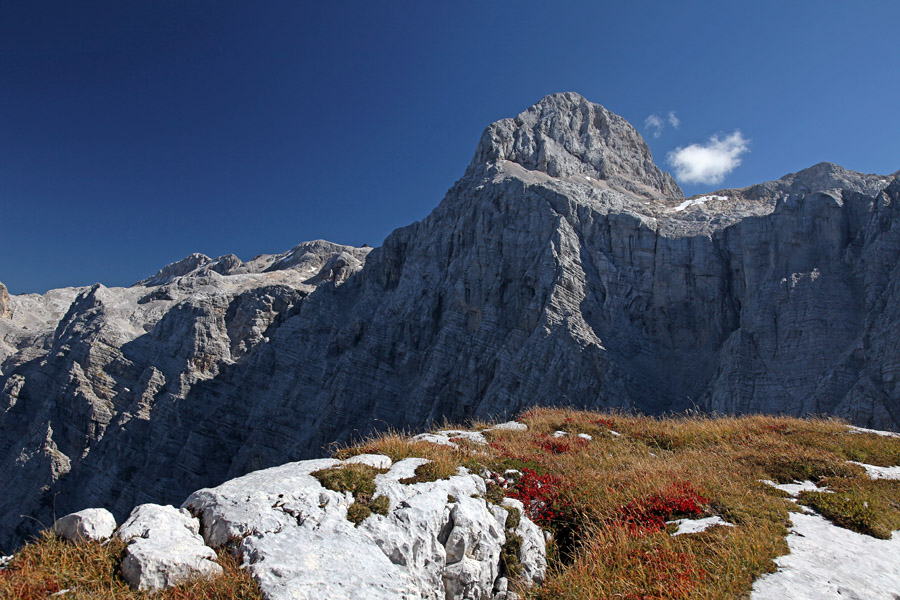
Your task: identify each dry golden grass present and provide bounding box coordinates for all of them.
[0,530,260,600]
[504,409,900,599]
[337,408,899,599]
[3,408,898,599]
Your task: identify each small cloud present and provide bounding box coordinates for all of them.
[668,111,680,129]
[644,113,664,138]
[667,131,749,185]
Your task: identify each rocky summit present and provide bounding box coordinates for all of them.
[1,92,899,551]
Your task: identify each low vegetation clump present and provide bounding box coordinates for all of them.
[311,463,390,525]
[798,477,900,539]
[0,530,260,599]
[337,408,900,598]
[399,459,459,484]
[499,504,524,579]
[3,409,899,599]
[617,481,708,535]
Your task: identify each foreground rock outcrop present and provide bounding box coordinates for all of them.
[183,455,545,600]
[46,452,546,599]
[2,92,899,550]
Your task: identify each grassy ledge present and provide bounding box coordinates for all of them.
[336,408,900,598]
[3,408,899,599]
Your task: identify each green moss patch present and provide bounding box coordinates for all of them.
[399,460,457,484]
[312,463,390,526]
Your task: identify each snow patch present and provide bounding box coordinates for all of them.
[673,194,728,212]
[760,479,827,498]
[849,426,900,439]
[667,516,734,536]
[848,461,900,481]
[750,512,900,599]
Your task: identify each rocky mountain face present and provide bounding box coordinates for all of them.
[1,92,898,551]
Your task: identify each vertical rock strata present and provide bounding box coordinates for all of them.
[0,92,898,550]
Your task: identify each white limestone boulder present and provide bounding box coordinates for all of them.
[117,504,222,591]
[241,524,415,600]
[52,508,116,542]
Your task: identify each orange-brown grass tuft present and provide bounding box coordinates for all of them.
[0,530,261,600]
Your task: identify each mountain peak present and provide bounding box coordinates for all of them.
[470,92,682,198]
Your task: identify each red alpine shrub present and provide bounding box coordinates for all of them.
[618,482,708,535]
[535,435,587,455]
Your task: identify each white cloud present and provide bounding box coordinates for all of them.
[644,113,664,138]
[668,110,680,129]
[667,131,749,185]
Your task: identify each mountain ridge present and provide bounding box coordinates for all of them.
[0,92,898,551]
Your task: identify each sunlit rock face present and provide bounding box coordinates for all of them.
[1,92,898,551]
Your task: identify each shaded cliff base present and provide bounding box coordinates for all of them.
[2,408,899,599]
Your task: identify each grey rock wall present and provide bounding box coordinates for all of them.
[0,92,897,551]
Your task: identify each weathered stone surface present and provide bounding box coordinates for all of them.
[2,92,899,552]
[183,457,546,600]
[117,504,222,591]
[52,508,116,542]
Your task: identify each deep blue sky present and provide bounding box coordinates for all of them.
[2,2,898,294]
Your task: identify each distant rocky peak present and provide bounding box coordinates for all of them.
[469,92,683,198]
[131,240,375,289]
[134,253,212,287]
[780,162,892,197]
[735,162,894,203]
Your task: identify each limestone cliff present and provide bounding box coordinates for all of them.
[0,92,897,551]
